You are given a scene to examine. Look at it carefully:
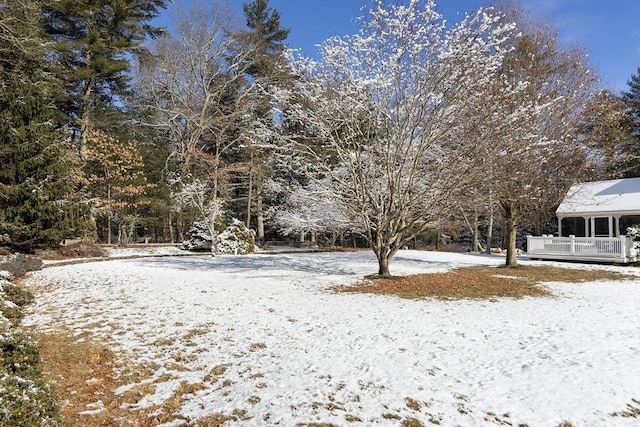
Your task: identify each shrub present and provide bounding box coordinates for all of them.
[0,294,62,425]
[0,373,62,426]
[1,281,34,307]
[0,280,35,324]
[0,254,42,278]
[627,225,640,251]
[218,219,256,255]
[181,218,256,254]
[0,324,42,377]
[181,220,213,251]
[56,243,107,259]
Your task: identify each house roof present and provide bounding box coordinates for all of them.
[556,177,640,216]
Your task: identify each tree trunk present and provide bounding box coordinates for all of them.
[503,202,518,267]
[246,152,253,228]
[256,184,265,245]
[209,228,218,257]
[78,76,93,150]
[472,208,480,252]
[373,229,394,276]
[485,204,494,255]
[168,211,175,243]
[377,252,390,276]
[107,185,112,245]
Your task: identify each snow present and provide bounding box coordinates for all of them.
[22,250,640,426]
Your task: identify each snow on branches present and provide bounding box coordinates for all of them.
[274,0,515,275]
[265,177,354,238]
[170,174,224,256]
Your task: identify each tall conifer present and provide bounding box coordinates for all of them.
[0,0,78,250]
[43,0,167,145]
[621,67,640,177]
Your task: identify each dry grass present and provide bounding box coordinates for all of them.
[35,331,137,426]
[34,331,203,426]
[334,265,636,300]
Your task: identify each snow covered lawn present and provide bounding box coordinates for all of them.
[23,250,640,426]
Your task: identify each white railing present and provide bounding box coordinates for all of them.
[526,235,638,262]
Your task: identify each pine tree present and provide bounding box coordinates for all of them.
[43,0,167,146]
[621,67,640,177]
[0,0,79,251]
[234,0,290,78]
[230,0,291,243]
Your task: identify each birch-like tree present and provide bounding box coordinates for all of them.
[276,0,515,276]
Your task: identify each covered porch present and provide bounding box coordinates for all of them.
[526,177,640,264]
[527,235,638,263]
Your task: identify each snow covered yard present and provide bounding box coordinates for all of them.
[22,250,640,426]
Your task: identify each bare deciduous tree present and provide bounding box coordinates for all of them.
[136,0,267,239]
[276,0,516,276]
[478,5,598,266]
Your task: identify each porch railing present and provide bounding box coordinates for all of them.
[526,235,638,261]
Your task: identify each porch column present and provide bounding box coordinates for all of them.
[557,216,563,237]
[614,216,620,237]
[608,216,614,238]
[583,217,589,237]
[589,217,595,237]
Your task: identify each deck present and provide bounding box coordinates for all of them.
[526,235,639,264]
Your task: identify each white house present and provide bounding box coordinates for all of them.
[527,177,640,263]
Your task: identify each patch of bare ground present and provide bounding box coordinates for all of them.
[37,242,107,260]
[34,331,244,426]
[333,265,636,300]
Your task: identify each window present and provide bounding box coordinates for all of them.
[620,215,640,235]
[561,217,586,237]
[594,217,610,237]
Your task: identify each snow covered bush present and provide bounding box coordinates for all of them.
[627,225,640,251]
[181,219,255,255]
[0,280,61,425]
[0,279,35,324]
[181,220,213,251]
[0,323,62,426]
[218,219,256,255]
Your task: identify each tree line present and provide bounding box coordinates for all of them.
[1,0,638,274]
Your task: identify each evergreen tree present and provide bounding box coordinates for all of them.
[43,0,167,146]
[234,0,290,78]
[230,0,291,242]
[621,67,640,177]
[0,0,79,250]
[578,90,636,179]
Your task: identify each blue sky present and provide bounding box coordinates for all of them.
[160,0,640,94]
